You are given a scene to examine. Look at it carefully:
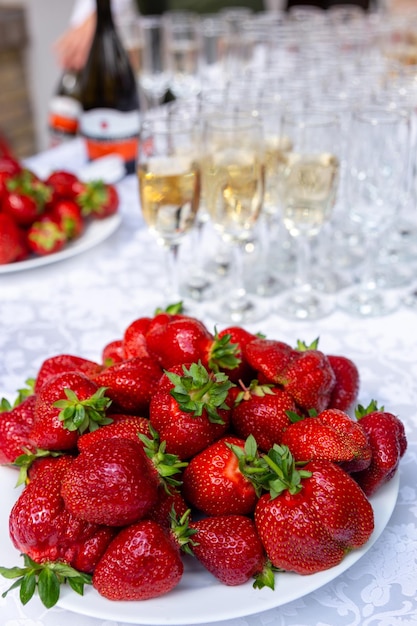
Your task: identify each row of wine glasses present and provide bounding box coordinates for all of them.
[133,6,417,323]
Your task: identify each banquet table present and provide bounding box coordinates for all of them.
[0,139,416,626]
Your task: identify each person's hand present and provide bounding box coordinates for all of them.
[54,12,96,71]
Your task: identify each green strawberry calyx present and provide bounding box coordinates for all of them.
[233,379,275,405]
[138,424,189,491]
[226,434,270,497]
[154,301,184,315]
[258,444,312,499]
[54,386,113,433]
[13,448,64,487]
[170,508,199,556]
[208,329,240,372]
[77,179,108,217]
[355,399,381,419]
[296,338,320,352]
[166,362,235,424]
[0,378,35,412]
[0,554,92,609]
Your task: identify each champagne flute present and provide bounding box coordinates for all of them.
[163,11,202,101]
[275,109,341,320]
[202,111,268,324]
[137,114,201,305]
[137,15,171,110]
[338,105,411,317]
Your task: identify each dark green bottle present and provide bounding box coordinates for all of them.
[79,0,140,175]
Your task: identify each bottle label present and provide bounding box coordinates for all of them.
[80,108,140,166]
[48,95,82,137]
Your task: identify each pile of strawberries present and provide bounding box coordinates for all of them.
[0,151,119,264]
[0,304,407,609]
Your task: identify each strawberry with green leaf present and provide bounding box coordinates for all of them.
[181,435,264,516]
[231,380,297,452]
[149,362,234,459]
[29,372,112,451]
[254,445,374,575]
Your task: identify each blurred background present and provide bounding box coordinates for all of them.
[0,0,73,158]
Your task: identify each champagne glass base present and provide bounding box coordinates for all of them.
[206,293,270,326]
[274,287,334,321]
[337,286,399,317]
[180,272,214,303]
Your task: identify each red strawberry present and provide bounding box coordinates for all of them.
[0,213,28,264]
[145,313,214,369]
[49,198,85,240]
[27,217,67,256]
[149,362,234,459]
[77,415,151,452]
[281,408,372,473]
[3,169,50,227]
[29,372,112,451]
[181,435,261,516]
[78,180,119,219]
[327,354,360,412]
[9,455,115,569]
[0,394,36,463]
[244,338,294,383]
[34,353,103,392]
[102,339,125,365]
[231,380,296,451]
[91,356,163,415]
[254,445,374,575]
[44,170,83,202]
[92,519,183,600]
[188,514,273,587]
[278,340,336,413]
[145,313,241,374]
[353,400,407,496]
[61,437,159,526]
[122,315,153,359]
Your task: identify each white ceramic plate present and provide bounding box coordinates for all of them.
[0,214,121,274]
[0,464,400,626]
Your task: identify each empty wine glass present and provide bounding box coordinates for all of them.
[202,111,268,324]
[163,11,202,101]
[137,114,201,305]
[338,104,411,317]
[274,108,342,320]
[137,15,171,110]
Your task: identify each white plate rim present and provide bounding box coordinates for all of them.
[0,213,121,274]
[0,464,400,625]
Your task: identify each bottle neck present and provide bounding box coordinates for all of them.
[95,0,114,28]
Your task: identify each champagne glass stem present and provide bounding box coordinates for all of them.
[359,235,378,293]
[294,233,311,292]
[228,240,249,311]
[164,242,181,302]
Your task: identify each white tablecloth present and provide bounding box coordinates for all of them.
[1,139,416,626]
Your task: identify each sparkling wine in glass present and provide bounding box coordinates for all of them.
[275,109,341,320]
[202,111,269,324]
[137,114,201,305]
